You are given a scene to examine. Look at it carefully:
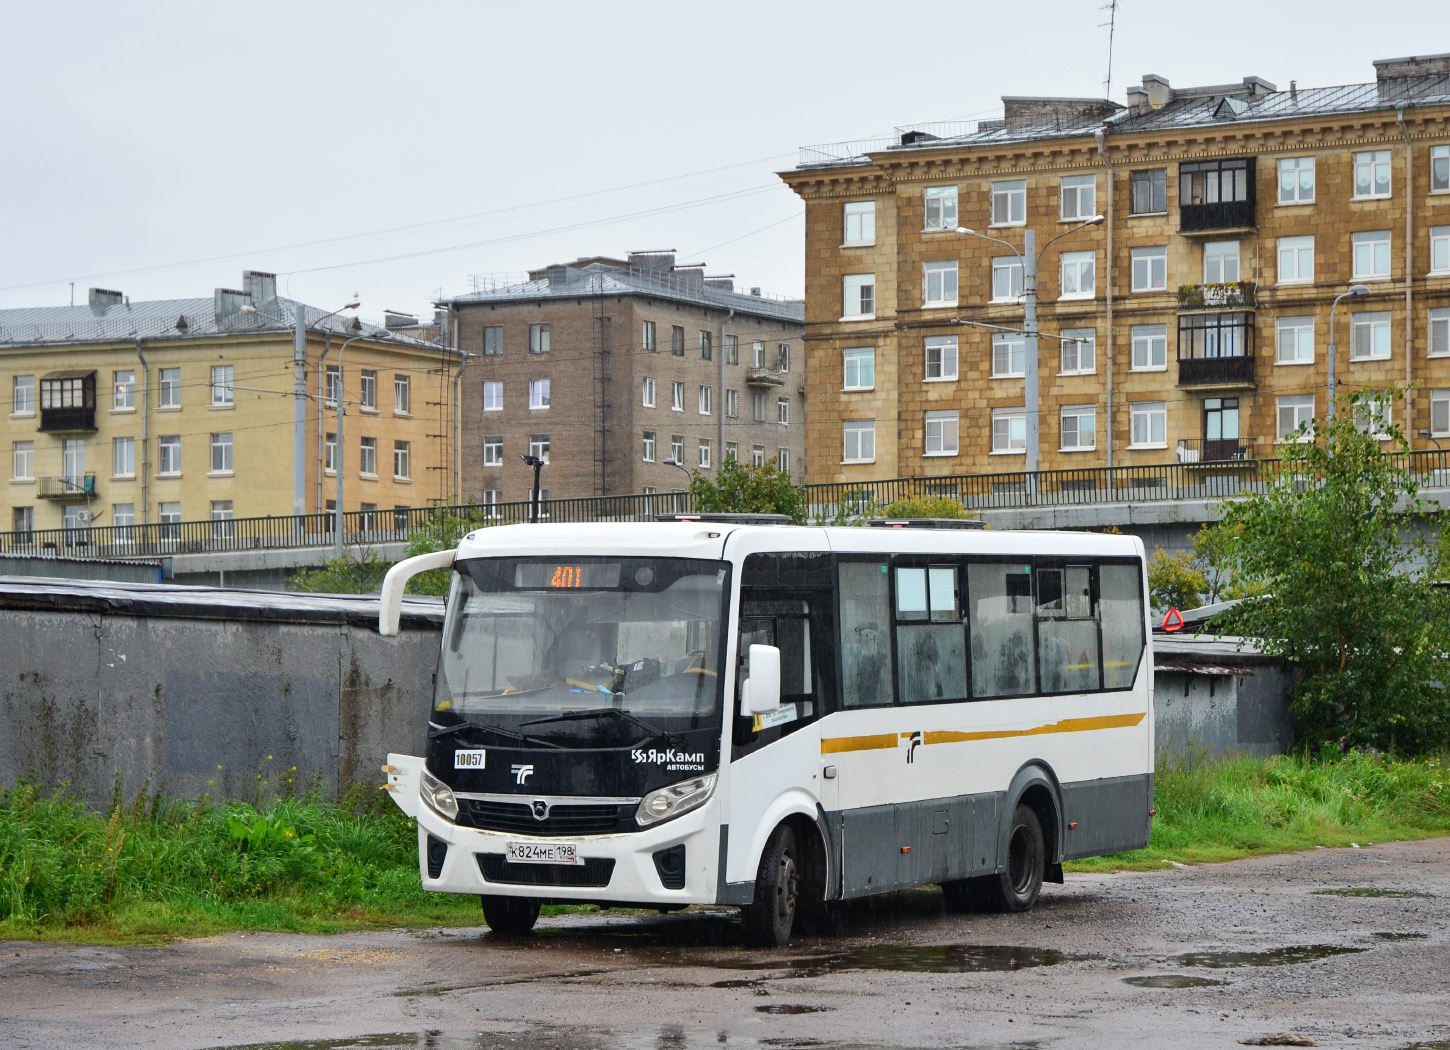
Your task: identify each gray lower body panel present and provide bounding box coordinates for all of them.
[1059,772,1153,860]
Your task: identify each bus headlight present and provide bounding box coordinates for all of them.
[636,774,716,828]
[420,768,459,821]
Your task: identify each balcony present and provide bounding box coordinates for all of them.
[38,370,98,433]
[1178,157,1256,233]
[37,475,97,500]
[1177,282,1256,310]
[1176,438,1248,464]
[1178,311,1255,388]
[746,368,784,387]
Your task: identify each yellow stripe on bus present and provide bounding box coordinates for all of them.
[819,711,1146,755]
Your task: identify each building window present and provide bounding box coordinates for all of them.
[12,375,34,415]
[529,434,550,464]
[209,365,234,406]
[1277,395,1315,440]
[1429,226,1449,275]
[1130,168,1167,214]
[394,374,410,414]
[483,380,503,411]
[923,260,957,306]
[1276,316,1315,364]
[483,436,503,466]
[325,432,337,472]
[752,340,766,368]
[1352,230,1392,279]
[671,325,686,355]
[62,438,85,484]
[777,344,790,371]
[642,320,657,352]
[925,336,958,381]
[1350,311,1392,361]
[1131,246,1168,292]
[1353,150,1392,199]
[1129,402,1167,448]
[1433,145,1450,193]
[924,410,959,456]
[844,200,876,244]
[699,330,712,361]
[323,365,340,406]
[725,442,737,462]
[1181,159,1249,206]
[992,257,1024,301]
[359,437,377,476]
[1059,250,1094,299]
[670,435,684,465]
[1278,236,1315,284]
[13,440,34,480]
[482,326,504,356]
[1278,156,1316,203]
[843,420,875,463]
[777,397,790,425]
[1203,241,1240,283]
[112,504,134,530]
[159,502,182,539]
[1060,174,1096,220]
[992,332,1026,377]
[529,323,550,354]
[671,381,685,412]
[210,432,233,473]
[724,334,739,364]
[698,440,711,469]
[1060,405,1096,450]
[1353,394,1393,439]
[991,179,1026,225]
[843,274,875,318]
[394,441,410,479]
[642,431,656,462]
[114,370,135,410]
[359,503,377,530]
[642,377,656,407]
[1204,397,1241,448]
[158,434,180,475]
[843,346,874,390]
[751,390,766,422]
[725,389,739,418]
[13,506,34,535]
[991,408,1026,453]
[777,448,789,473]
[359,370,376,410]
[1429,388,1450,436]
[210,500,234,539]
[1431,307,1450,357]
[751,445,765,468]
[699,386,712,415]
[923,186,957,230]
[159,368,181,408]
[1060,328,1095,374]
[529,378,550,410]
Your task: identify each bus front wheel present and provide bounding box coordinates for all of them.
[481,894,541,935]
[741,824,800,947]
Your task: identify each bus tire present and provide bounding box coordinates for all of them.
[987,803,1045,913]
[741,824,800,947]
[481,894,541,935]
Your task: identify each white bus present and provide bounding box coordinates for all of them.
[379,516,1153,947]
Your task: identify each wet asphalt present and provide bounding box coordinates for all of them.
[1,837,1447,1050]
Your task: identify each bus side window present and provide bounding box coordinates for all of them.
[895,564,967,704]
[1036,563,1101,694]
[967,563,1037,698]
[1099,562,1146,689]
[838,560,893,707]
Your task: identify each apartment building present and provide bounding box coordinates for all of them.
[780,54,1450,485]
[443,252,805,507]
[2,272,462,541]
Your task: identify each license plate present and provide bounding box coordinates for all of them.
[506,840,581,865]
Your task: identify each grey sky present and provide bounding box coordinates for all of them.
[1,0,1442,321]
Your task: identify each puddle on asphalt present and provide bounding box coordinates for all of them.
[721,944,1094,976]
[1312,888,1435,899]
[1395,1042,1450,1050]
[1175,945,1366,968]
[755,1004,833,1015]
[1372,932,1429,941]
[202,1031,1042,1050]
[1122,974,1229,989]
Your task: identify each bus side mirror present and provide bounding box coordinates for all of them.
[378,549,456,636]
[741,644,781,717]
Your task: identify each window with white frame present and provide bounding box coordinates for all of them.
[483,436,503,466]
[325,432,337,472]
[1060,174,1096,220]
[1350,311,1391,360]
[1429,307,1450,357]
[1277,394,1315,439]
[1130,324,1167,370]
[843,420,875,463]
[1059,251,1094,299]
[843,274,875,318]
[642,320,657,352]
[359,437,377,476]
[1276,315,1315,364]
[991,408,1025,453]
[1060,328,1095,374]
[698,386,712,415]
[1278,235,1314,284]
[725,442,737,463]
[1131,246,1167,292]
[158,434,180,475]
[324,365,340,406]
[529,323,550,354]
[211,365,234,406]
[843,346,874,390]
[1430,388,1450,436]
[724,334,739,364]
[1352,393,1393,439]
[112,437,134,477]
[529,378,550,409]
[671,381,685,412]
[752,340,765,368]
[112,504,133,530]
[642,431,656,462]
[114,370,135,410]
[1352,230,1391,279]
[670,435,685,465]
[924,410,959,456]
[1130,168,1167,214]
[778,343,791,371]
[725,389,739,417]
[991,180,1026,225]
[1203,241,1240,283]
[211,501,234,538]
[359,370,376,410]
[1278,156,1315,203]
[923,186,958,230]
[528,434,550,464]
[209,432,233,473]
[160,368,181,408]
[62,439,84,483]
[923,260,957,305]
[394,374,410,414]
[1353,150,1392,199]
[1060,405,1096,450]
[992,332,1025,377]
[483,380,503,411]
[394,440,410,479]
[1430,226,1449,274]
[1434,145,1450,192]
[642,376,655,407]
[844,200,876,245]
[925,336,958,381]
[1129,402,1167,447]
[777,448,790,473]
[751,445,765,468]
[751,390,766,421]
[992,257,1024,301]
[777,397,790,425]
[12,375,34,415]
[159,502,181,536]
[483,326,503,356]
[13,440,34,480]
[698,440,711,469]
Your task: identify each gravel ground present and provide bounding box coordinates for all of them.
[2,837,1447,1050]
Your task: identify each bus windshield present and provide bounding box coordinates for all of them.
[434,556,729,748]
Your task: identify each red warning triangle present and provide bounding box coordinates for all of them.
[1161,607,1185,632]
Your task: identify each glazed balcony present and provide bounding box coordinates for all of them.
[1178,158,1256,233]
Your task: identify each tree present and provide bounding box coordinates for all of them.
[688,456,807,524]
[289,504,493,597]
[1216,389,1450,753]
[1147,546,1208,613]
[881,495,972,520]
[289,550,391,594]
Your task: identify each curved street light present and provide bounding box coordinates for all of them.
[1327,284,1372,421]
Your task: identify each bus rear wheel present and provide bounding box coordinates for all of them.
[741,824,800,947]
[481,894,541,935]
[989,803,1046,912]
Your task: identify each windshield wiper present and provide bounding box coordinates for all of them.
[428,721,564,748]
[519,707,669,741]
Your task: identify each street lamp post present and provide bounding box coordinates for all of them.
[294,298,359,517]
[956,217,1104,476]
[334,328,390,557]
[520,454,545,523]
[1327,284,1372,421]
[662,457,693,514]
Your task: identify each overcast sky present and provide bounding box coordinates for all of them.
[1,1,1442,321]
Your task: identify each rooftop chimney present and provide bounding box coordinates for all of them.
[88,288,124,315]
[242,270,277,302]
[1374,52,1450,80]
[1142,74,1172,109]
[214,287,252,321]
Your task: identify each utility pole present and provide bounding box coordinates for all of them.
[293,302,308,516]
[1022,228,1040,475]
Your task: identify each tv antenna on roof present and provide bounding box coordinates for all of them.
[1101,0,1121,100]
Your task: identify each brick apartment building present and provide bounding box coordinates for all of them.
[780,53,1450,487]
[443,253,805,506]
